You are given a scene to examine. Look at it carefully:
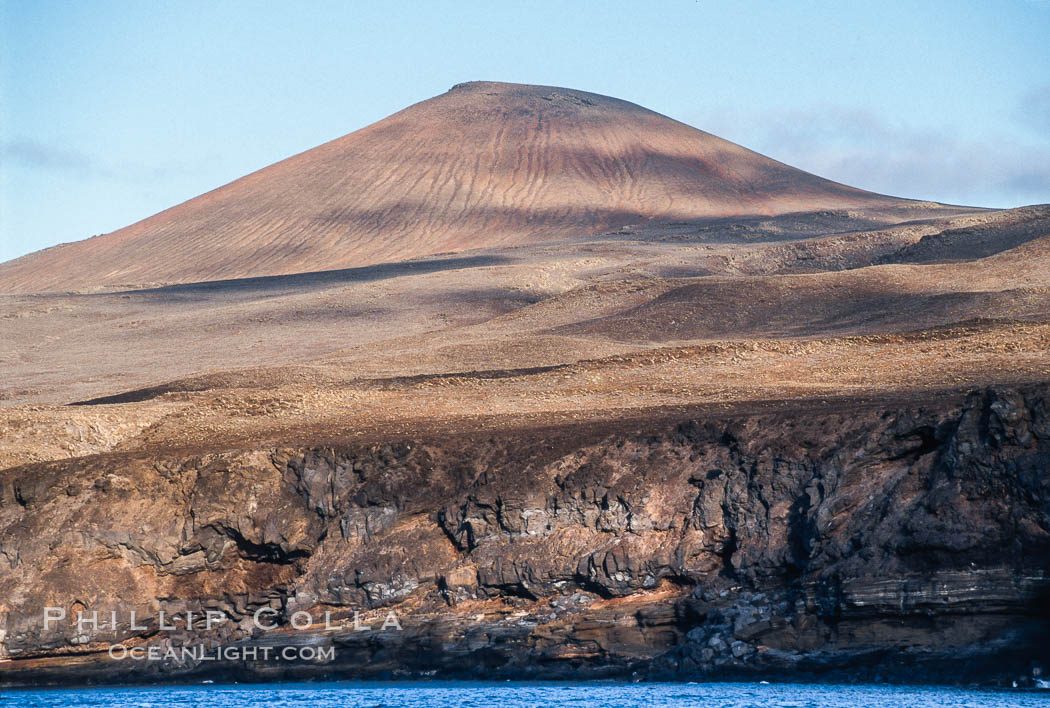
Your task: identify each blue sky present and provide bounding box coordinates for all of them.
[2,0,1049,263]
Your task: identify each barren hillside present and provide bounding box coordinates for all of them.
[1,83,1048,688]
[0,82,911,293]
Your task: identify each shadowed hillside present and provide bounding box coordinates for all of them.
[0,81,904,292]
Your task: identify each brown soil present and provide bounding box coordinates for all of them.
[2,204,1047,470]
[1,84,1049,687]
[0,81,920,293]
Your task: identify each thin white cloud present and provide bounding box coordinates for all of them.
[1,139,104,175]
[691,106,1050,208]
[1,138,210,183]
[1017,84,1050,135]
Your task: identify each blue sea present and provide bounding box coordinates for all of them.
[1,682,1046,707]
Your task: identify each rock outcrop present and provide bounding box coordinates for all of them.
[1,386,1047,686]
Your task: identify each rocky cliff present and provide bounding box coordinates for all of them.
[1,386,1048,686]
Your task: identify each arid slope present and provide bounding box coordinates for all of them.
[1,84,1048,687]
[0,82,904,292]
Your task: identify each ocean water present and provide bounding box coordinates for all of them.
[0,682,1046,708]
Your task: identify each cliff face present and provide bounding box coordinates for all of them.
[1,386,1048,686]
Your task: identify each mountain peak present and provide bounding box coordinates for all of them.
[0,83,902,292]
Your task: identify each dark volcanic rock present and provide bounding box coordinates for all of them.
[0,386,1048,686]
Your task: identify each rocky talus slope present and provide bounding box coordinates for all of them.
[1,387,1047,686]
